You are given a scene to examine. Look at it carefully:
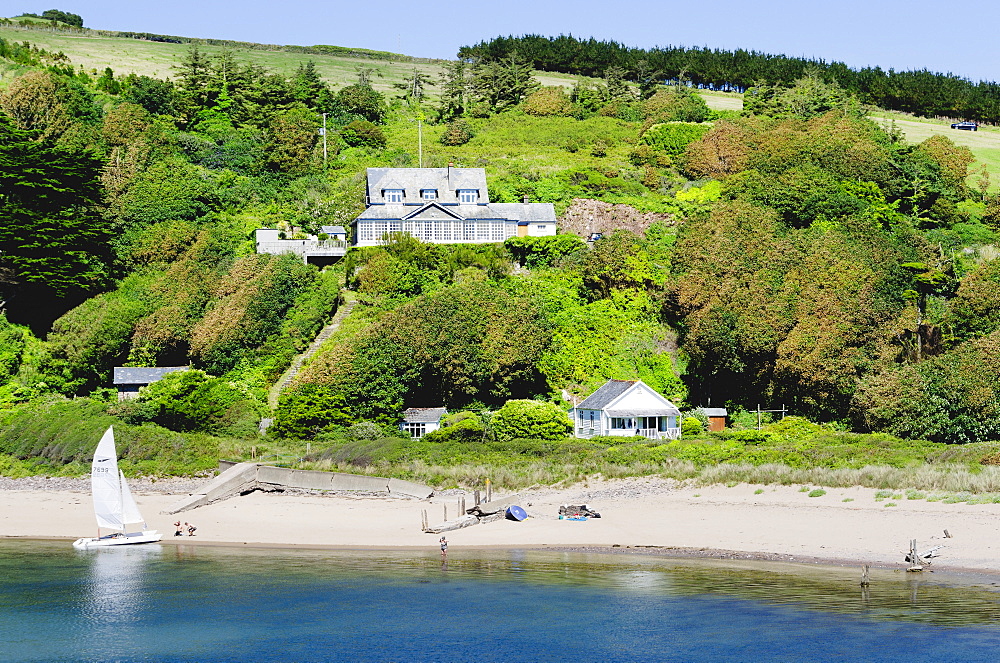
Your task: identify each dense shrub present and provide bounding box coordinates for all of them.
[523,86,573,117]
[439,119,474,146]
[122,369,264,437]
[491,399,572,441]
[340,120,386,148]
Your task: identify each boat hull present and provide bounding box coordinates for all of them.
[72,530,162,549]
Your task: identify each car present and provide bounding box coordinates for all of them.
[951,121,979,131]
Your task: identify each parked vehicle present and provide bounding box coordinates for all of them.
[951,121,979,131]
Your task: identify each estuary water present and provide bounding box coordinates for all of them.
[1,540,999,662]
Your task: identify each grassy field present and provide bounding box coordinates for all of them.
[871,110,1000,190]
[0,23,448,95]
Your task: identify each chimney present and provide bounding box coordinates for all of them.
[447,162,453,187]
[523,195,530,204]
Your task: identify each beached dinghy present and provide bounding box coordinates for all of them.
[72,426,161,549]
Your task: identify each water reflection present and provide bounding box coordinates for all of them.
[78,543,163,638]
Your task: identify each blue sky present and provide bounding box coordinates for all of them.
[18,0,1000,82]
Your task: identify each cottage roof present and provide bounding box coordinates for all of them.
[113,366,189,385]
[576,379,681,416]
[576,380,636,410]
[366,167,490,205]
[320,225,346,235]
[700,408,728,417]
[401,407,448,423]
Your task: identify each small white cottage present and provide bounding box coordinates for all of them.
[570,380,681,440]
[399,407,448,440]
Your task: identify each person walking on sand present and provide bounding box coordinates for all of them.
[439,536,448,557]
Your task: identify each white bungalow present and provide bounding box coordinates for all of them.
[399,407,448,440]
[571,380,681,440]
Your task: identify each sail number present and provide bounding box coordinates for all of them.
[94,467,111,473]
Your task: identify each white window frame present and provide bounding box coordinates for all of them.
[401,422,427,439]
[384,189,404,203]
[422,189,438,200]
[458,189,479,203]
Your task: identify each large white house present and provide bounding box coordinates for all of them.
[351,167,557,247]
[570,380,682,440]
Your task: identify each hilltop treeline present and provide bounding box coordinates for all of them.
[461,34,1000,123]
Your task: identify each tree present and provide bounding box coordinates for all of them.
[0,113,109,328]
[437,61,470,119]
[491,399,572,441]
[470,53,539,112]
[41,9,83,27]
[393,68,434,105]
[266,107,319,173]
[335,84,387,124]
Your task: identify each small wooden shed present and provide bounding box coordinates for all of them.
[701,407,728,432]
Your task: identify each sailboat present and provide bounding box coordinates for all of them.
[72,426,162,549]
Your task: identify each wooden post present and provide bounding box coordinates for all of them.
[251,445,256,459]
[443,504,447,521]
[460,497,465,515]
[860,565,870,586]
[756,405,761,431]
[474,490,481,506]
[907,539,923,572]
[486,478,492,503]
[944,529,952,538]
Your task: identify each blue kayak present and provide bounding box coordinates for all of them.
[505,505,528,521]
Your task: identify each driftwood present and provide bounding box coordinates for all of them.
[423,512,504,534]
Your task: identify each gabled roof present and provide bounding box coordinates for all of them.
[577,380,636,410]
[113,366,189,385]
[700,408,728,417]
[576,379,680,416]
[401,407,448,423]
[401,201,465,221]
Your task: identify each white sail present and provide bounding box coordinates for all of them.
[119,470,145,528]
[91,427,123,531]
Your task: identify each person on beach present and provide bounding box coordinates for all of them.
[185,522,197,536]
[174,521,183,537]
[439,536,448,557]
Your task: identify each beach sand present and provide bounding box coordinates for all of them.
[3,477,999,572]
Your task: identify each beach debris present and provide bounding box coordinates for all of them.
[903,539,944,571]
[559,504,601,520]
[505,505,528,521]
[904,544,944,564]
[944,529,952,538]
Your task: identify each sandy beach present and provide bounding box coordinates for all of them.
[3,477,999,573]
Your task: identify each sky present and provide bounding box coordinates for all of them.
[15,0,1000,82]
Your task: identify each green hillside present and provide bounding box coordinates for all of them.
[2,24,1000,491]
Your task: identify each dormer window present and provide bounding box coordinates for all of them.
[384,189,404,203]
[458,189,479,203]
[422,189,438,200]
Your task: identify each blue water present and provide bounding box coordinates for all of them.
[2,541,999,662]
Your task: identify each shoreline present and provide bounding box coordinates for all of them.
[3,477,1000,578]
